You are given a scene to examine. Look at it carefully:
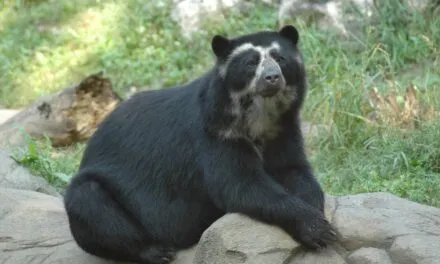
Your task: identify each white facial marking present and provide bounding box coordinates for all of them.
[218,41,281,78]
[219,41,297,150]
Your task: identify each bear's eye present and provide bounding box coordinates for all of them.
[270,52,285,63]
[245,57,260,67]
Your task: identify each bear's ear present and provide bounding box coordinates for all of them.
[211,35,231,58]
[278,25,299,46]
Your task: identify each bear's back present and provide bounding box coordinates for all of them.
[78,79,207,183]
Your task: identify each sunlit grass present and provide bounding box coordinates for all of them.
[0,1,126,106]
[2,0,440,207]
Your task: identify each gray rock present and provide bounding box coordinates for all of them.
[0,187,195,264]
[2,187,440,263]
[193,213,299,264]
[389,234,440,264]
[0,109,20,125]
[194,192,440,264]
[277,0,432,39]
[347,247,392,264]
[0,188,115,264]
[278,0,352,37]
[171,0,253,38]
[332,192,440,251]
[289,247,347,264]
[0,149,61,197]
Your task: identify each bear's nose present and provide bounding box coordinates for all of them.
[265,73,280,84]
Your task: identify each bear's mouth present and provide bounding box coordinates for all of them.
[259,85,281,97]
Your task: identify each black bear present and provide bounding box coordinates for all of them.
[63,25,337,264]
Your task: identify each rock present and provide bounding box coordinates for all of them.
[347,247,392,264]
[278,0,352,37]
[194,192,440,264]
[193,213,299,264]
[0,188,115,264]
[389,235,440,264]
[277,0,433,38]
[0,109,20,125]
[0,150,61,197]
[171,0,252,38]
[0,187,195,264]
[2,186,440,263]
[332,192,440,251]
[289,248,347,264]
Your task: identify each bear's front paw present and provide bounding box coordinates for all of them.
[291,210,339,250]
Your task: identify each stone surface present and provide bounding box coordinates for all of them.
[0,187,195,264]
[1,186,440,263]
[332,192,440,251]
[0,188,116,264]
[389,235,440,264]
[194,192,440,264]
[0,150,61,197]
[193,213,298,264]
[347,247,392,264]
[171,0,250,38]
[0,109,20,125]
[278,0,433,38]
[289,248,347,264]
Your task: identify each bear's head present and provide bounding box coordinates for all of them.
[210,25,307,141]
[211,25,305,102]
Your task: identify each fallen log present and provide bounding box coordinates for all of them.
[0,72,122,149]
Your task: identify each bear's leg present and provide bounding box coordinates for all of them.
[280,167,325,213]
[64,176,176,264]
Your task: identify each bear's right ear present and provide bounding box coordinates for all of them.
[279,25,299,46]
[211,35,231,58]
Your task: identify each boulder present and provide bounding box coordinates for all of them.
[347,247,393,264]
[1,187,440,264]
[0,188,117,264]
[194,192,440,263]
[0,150,61,197]
[0,187,195,264]
[277,0,434,38]
[0,109,20,125]
[171,0,254,38]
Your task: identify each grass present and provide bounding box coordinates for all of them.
[2,0,440,207]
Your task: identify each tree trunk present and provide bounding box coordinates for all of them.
[0,72,122,149]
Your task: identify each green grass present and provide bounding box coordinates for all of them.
[2,0,440,207]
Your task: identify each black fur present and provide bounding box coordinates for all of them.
[63,25,338,264]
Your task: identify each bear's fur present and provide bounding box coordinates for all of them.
[63,25,337,264]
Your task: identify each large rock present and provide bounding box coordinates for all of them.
[0,187,195,264]
[347,247,393,264]
[0,109,20,125]
[171,0,253,38]
[0,150,61,197]
[194,192,440,264]
[1,188,440,264]
[332,192,440,251]
[277,0,433,38]
[0,188,116,264]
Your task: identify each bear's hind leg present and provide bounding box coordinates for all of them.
[64,175,176,264]
[140,245,176,264]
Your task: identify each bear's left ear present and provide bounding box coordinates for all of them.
[278,25,299,46]
[211,35,231,58]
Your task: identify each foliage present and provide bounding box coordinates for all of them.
[11,136,85,192]
[1,0,440,206]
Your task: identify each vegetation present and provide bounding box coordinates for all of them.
[1,0,440,206]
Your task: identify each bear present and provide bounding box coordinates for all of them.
[63,25,338,264]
